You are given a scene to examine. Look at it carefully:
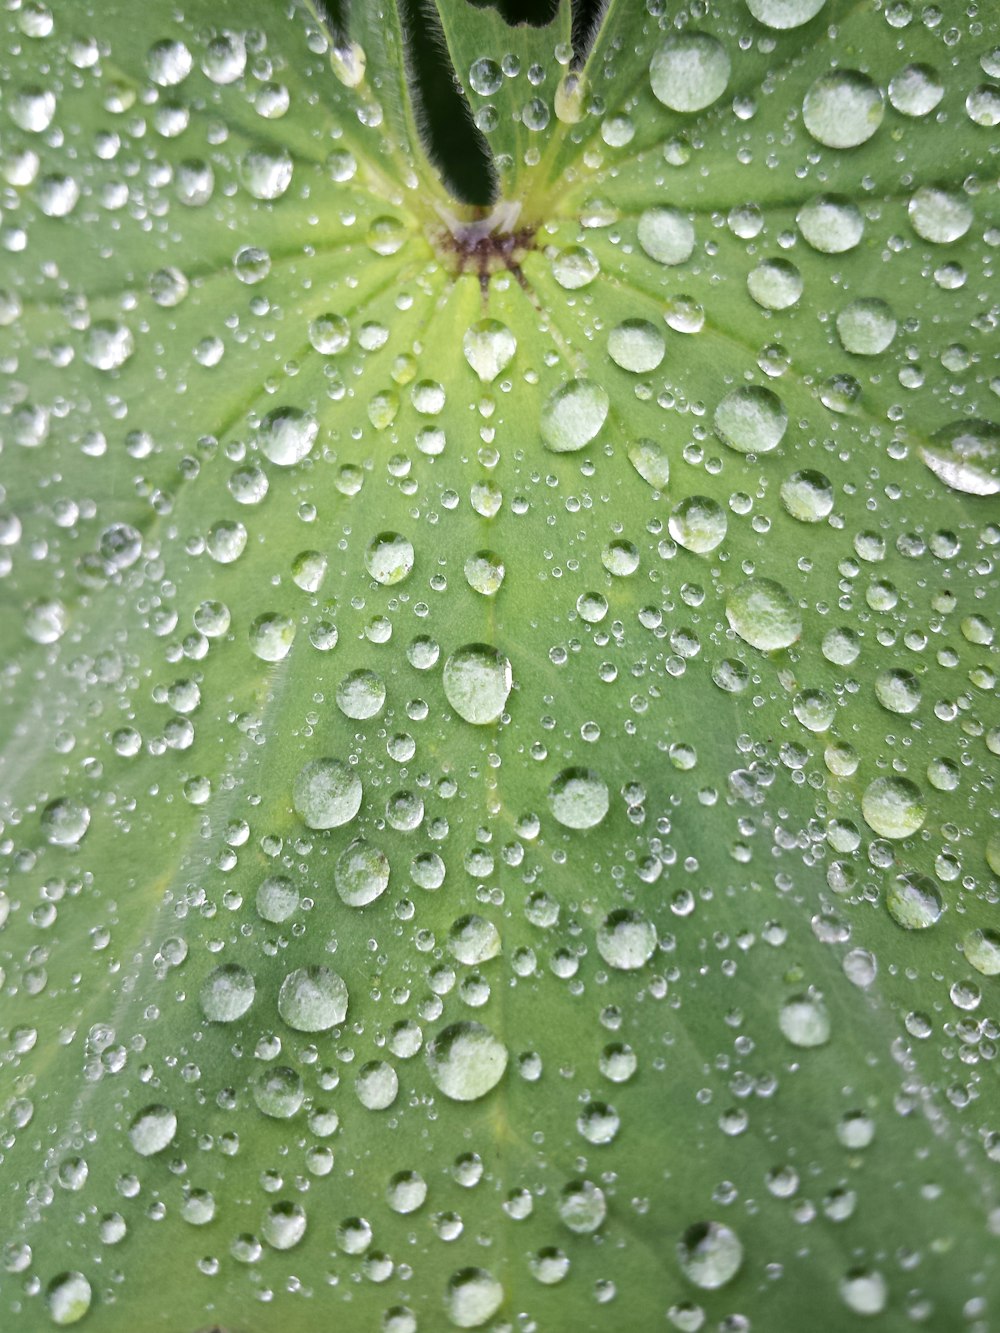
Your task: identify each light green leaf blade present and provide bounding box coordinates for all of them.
[1,2,998,1331]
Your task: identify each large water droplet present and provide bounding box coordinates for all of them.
[278,966,349,1031]
[836,298,896,355]
[41,797,90,847]
[365,532,414,585]
[779,992,831,1047]
[803,70,884,147]
[746,0,825,28]
[908,187,972,243]
[650,33,730,112]
[726,578,801,650]
[862,776,926,839]
[335,839,390,906]
[549,768,610,829]
[128,1104,177,1156]
[200,964,255,1022]
[427,1022,508,1101]
[46,1273,92,1326]
[714,386,788,453]
[637,207,695,265]
[608,319,665,373]
[293,758,363,829]
[257,406,318,465]
[919,418,1000,495]
[540,379,609,453]
[677,1221,744,1288]
[597,909,657,969]
[887,873,943,930]
[463,320,516,383]
[445,1268,504,1328]
[443,644,512,724]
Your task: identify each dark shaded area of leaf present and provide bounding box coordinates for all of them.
[402,0,498,204]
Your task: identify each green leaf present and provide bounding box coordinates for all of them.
[2,1,999,1331]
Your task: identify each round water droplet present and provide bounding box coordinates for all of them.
[240,146,292,199]
[608,319,665,373]
[337,669,386,720]
[443,644,512,725]
[549,768,609,829]
[875,667,920,714]
[908,187,973,244]
[836,298,896,355]
[886,874,942,930]
[46,1272,92,1326]
[650,33,730,112]
[263,1201,306,1250]
[746,0,825,28]
[678,1221,744,1289]
[963,928,1000,977]
[293,758,362,829]
[637,207,695,265]
[445,1268,504,1329]
[365,532,414,585]
[559,1180,607,1233]
[779,993,830,1047]
[889,64,943,116]
[128,1104,177,1156]
[309,313,350,355]
[747,257,802,309]
[862,776,926,839]
[780,469,833,522]
[427,1022,508,1101]
[463,319,516,383]
[627,438,670,490]
[278,966,349,1031]
[715,386,788,453]
[840,1269,888,1316]
[540,379,609,453]
[464,550,505,596]
[803,70,884,148]
[356,1060,399,1109]
[253,1065,304,1119]
[41,797,90,847]
[249,612,295,663]
[726,578,801,650]
[256,875,299,923]
[388,1171,428,1214]
[84,320,134,371]
[668,495,727,553]
[797,194,864,253]
[200,964,255,1022]
[336,839,390,907]
[551,245,599,288]
[597,909,657,970]
[449,915,501,965]
[920,418,1000,496]
[257,406,318,466]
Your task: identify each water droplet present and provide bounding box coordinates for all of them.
[919,418,1000,495]
[597,909,657,969]
[336,839,390,907]
[840,1269,888,1316]
[637,206,695,266]
[875,667,920,714]
[678,1221,744,1289]
[746,0,825,28]
[449,915,501,965]
[388,1170,428,1214]
[240,145,293,199]
[540,379,609,453]
[443,644,512,724]
[309,313,350,355]
[549,768,610,829]
[356,1060,399,1109]
[462,319,516,383]
[608,319,665,373]
[779,993,830,1047]
[278,966,349,1031]
[559,1180,607,1233]
[293,758,363,829]
[445,1267,504,1328]
[803,70,884,148]
[963,929,1000,977]
[715,386,788,453]
[627,438,670,490]
[253,1066,304,1119]
[128,1104,177,1156]
[249,612,296,663]
[837,298,896,355]
[726,578,801,650]
[41,798,90,847]
[200,964,255,1022]
[668,495,727,552]
[551,245,599,288]
[797,194,864,253]
[427,1022,508,1101]
[365,532,414,585]
[650,33,730,112]
[889,64,943,117]
[257,406,318,466]
[46,1272,92,1326]
[862,776,926,839]
[908,187,973,244]
[337,669,387,720]
[263,1201,306,1250]
[747,257,803,310]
